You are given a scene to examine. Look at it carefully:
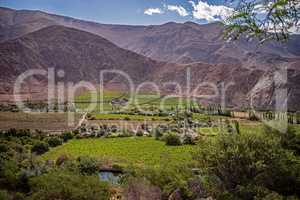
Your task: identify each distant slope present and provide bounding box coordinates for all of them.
[0,25,162,92]
[1,7,300,67]
[0,8,299,110]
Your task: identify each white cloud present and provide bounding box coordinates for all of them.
[144,8,164,15]
[189,1,233,22]
[253,4,268,14]
[167,5,189,17]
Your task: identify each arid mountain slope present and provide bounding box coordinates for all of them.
[0,25,299,109]
[0,7,299,110]
[0,25,162,92]
[1,7,300,67]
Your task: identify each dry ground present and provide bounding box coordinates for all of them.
[0,112,81,132]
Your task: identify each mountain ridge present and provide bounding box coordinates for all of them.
[1,6,299,67]
[0,7,300,110]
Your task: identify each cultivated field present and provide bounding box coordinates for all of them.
[42,137,196,167]
[75,90,198,112]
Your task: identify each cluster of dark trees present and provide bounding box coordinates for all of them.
[0,129,109,200]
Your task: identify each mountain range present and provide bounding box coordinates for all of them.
[0,7,299,110]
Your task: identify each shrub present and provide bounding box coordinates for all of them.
[124,117,131,121]
[182,134,196,145]
[136,130,144,137]
[120,130,133,137]
[194,132,300,199]
[224,119,234,134]
[263,125,300,156]
[164,133,181,146]
[28,170,109,200]
[61,132,73,142]
[75,134,83,139]
[0,144,9,153]
[153,128,163,140]
[73,129,80,135]
[0,159,19,189]
[278,126,300,156]
[14,192,25,200]
[77,157,100,175]
[45,137,63,147]
[0,190,9,200]
[233,120,240,134]
[111,125,118,133]
[249,111,259,121]
[31,142,49,155]
[86,113,92,119]
[97,129,106,137]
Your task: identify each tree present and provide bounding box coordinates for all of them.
[164,133,182,146]
[0,190,9,200]
[31,142,49,155]
[194,132,300,199]
[28,170,109,200]
[77,157,100,176]
[61,132,74,142]
[45,137,63,147]
[225,0,300,43]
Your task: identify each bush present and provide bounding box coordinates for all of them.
[61,132,73,142]
[0,190,9,200]
[182,134,196,145]
[279,127,300,156]
[194,132,300,199]
[264,125,300,156]
[111,125,118,133]
[124,117,131,121]
[153,128,163,140]
[0,159,19,189]
[249,111,259,121]
[28,170,109,200]
[14,192,25,200]
[234,120,240,134]
[45,137,63,147]
[120,130,133,137]
[77,157,100,175]
[136,130,144,137]
[86,113,92,119]
[164,133,181,146]
[31,142,49,155]
[0,143,9,153]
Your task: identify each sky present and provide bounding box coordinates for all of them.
[0,0,234,25]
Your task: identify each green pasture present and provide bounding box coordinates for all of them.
[42,137,196,167]
[75,90,199,112]
[90,113,171,121]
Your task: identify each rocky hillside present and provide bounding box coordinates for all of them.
[1,7,300,67]
[0,7,299,110]
[0,25,162,93]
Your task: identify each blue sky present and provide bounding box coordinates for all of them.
[0,0,233,25]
